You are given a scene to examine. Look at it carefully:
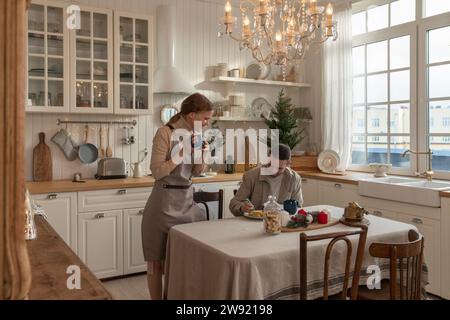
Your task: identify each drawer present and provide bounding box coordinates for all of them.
[78,187,152,213]
[319,180,357,191]
[365,207,398,221]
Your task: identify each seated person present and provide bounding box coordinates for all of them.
[229,144,303,216]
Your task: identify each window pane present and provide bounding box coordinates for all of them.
[391,136,410,167]
[352,11,366,36]
[352,135,366,165]
[353,77,365,104]
[368,105,388,134]
[390,36,410,69]
[390,0,415,26]
[367,4,388,32]
[390,70,410,101]
[428,26,450,64]
[391,103,410,134]
[429,100,450,134]
[429,64,450,99]
[352,106,365,134]
[353,46,365,75]
[424,0,450,17]
[367,41,388,73]
[430,137,450,171]
[367,136,388,163]
[367,73,388,103]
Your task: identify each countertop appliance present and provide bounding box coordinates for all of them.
[95,157,128,179]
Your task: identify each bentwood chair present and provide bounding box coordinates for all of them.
[299,224,368,300]
[193,189,224,220]
[356,229,425,300]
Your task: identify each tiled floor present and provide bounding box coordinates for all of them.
[102,274,444,300]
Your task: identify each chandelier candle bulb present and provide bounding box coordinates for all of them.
[326,3,333,26]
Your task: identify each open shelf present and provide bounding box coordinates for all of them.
[210,76,311,88]
[212,116,265,122]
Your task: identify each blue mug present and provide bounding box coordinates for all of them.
[283,199,299,215]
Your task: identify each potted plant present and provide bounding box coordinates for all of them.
[263,90,317,170]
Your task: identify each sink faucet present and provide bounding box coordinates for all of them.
[401,149,434,181]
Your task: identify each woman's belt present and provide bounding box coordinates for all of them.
[162,183,192,189]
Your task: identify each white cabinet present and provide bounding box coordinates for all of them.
[70,6,113,113]
[222,181,241,219]
[395,212,441,296]
[364,207,398,221]
[300,178,319,207]
[318,181,360,208]
[114,12,153,115]
[123,208,146,274]
[31,192,77,252]
[78,209,123,279]
[26,0,70,113]
[78,187,151,213]
[441,198,450,299]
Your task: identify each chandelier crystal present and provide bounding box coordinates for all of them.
[219,0,338,78]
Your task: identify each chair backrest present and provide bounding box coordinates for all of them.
[299,225,368,300]
[193,189,224,220]
[368,229,424,300]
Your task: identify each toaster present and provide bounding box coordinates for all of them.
[95,158,128,179]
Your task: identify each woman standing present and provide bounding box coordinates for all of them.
[142,93,213,299]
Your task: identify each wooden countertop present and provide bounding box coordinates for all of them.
[26,171,450,198]
[27,216,112,300]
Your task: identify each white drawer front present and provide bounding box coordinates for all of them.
[78,187,152,213]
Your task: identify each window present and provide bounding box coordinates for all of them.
[352,0,450,176]
[371,118,380,128]
[443,117,450,127]
[357,118,364,128]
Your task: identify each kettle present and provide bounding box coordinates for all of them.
[131,161,144,178]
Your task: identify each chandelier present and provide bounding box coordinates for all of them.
[219,0,338,76]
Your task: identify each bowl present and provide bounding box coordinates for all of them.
[369,163,392,177]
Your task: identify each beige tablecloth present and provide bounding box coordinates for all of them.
[164,205,428,300]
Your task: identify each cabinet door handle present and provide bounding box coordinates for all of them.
[412,218,423,225]
[47,193,58,200]
[138,210,144,215]
[95,213,105,219]
[372,210,383,217]
[118,189,127,195]
[334,183,342,189]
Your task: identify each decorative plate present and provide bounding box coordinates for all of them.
[317,150,340,173]
[246,62,271,80]
[251,97,272,119]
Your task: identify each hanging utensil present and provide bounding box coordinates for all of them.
[106,123,113,157]
[78,125,98,164]
[98,125,105,159]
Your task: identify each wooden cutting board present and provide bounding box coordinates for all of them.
[33,132,53,181]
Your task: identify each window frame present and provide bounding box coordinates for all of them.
[351,20,418,175]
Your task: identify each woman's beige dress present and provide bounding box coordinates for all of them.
[142,116,206,261]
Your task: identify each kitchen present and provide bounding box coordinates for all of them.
[1,0,450,302]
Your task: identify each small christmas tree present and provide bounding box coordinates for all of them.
[264,89,305,150]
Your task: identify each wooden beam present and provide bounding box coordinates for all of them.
[0,0,31,300]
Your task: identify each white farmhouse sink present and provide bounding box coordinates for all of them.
[358,177,450,207]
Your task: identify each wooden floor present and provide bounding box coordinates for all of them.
[102,274,150,300]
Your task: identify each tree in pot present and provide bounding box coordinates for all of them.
[263,89,305,150]
[263,90,316,170]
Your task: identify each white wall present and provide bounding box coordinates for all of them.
[26,0,314,181]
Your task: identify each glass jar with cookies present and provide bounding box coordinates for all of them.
[263,195,282,235]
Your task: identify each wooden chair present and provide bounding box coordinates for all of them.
[193,189,224,220]
[299,224,368,300]
[356,229,424,300]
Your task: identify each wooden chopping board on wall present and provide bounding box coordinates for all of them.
[33,132,52,181]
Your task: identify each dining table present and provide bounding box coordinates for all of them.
[164,205,428,300]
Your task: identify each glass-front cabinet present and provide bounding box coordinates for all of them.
[71,7,113,113]
[26,1,69,113]
[114,12,153,115]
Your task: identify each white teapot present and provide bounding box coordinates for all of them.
[131,162,145,178]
